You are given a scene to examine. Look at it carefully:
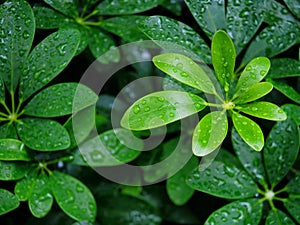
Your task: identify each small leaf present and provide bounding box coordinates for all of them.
[268,58,300,78]
[17,118,70,151]
[284,198,300,224]
[153,53,215,94]
[33,7,67,29]
[121,91,206,131]
[285,175,300,194]
[232,112,264,151]
[43,0,78,18]
[204,199,263,225]
[0,161,31,180]
[282,104,300,126]
[0,123,18,139]
[186,159,258,199]
[211,30,236,91]
[167,156,198,206]
[50,171,97,222]
[264,119,299,187]
[283,0,300,19]
[192,111,228,156]
[0,189,19,216]
[0,139,33,161]
[265,209,295,225]
[19,29,80,101]
[14,169,38,201]
[238,101,287,121]
[268,79,300,104]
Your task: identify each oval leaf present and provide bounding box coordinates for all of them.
[284,0,300,19]
[14,169,38,201]
[33,7,67,29]
[266,209,295,225]
[268,58,300,78]
[0,189,19,216]
[281,104,300,125]
[0,123,18,139]
[0,161,31,180]
[286,175,300,194]
[268,79,300,104]
[284,198,300,224]
[43,0,78,18]
[0,139,33,161]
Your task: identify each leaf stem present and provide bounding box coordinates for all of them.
[274,187,287,195]
[273,196,288,202]
[205,102,222,108]
[1,101,11,114]
[10,91,15,113]
[15,99,23,115]
[82,10,99,21]
[213,91,225,103]
[83,21,102,26]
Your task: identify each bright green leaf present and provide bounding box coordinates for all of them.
[33,7,67,29]
[50,171,96,222]
[286,175,300,194]
[0,139,33,161]
[0,123,18,139]
[283,0,300,19]
[17,118,70,151]
[212,30,236,91]
[19,29,80,101]
[153,53,215,94]
[264,119,299,187]
[14,169,38,201]
[265,209,295,225]
[232,112,264,151]
[204,199,263,225]
[285,198,300,224]
[0,0,34,92]
[121,91,206,130]
[0,189,19,216]
[0,161,31,180]
[43,0,78,18]
[268,58,300,78]
[268,79,300,104]
[192,111,228,156]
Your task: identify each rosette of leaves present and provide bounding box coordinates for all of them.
[186,118,300,224]
[0,0,98,221]
[121,30,287,157]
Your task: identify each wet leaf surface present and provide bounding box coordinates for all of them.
[0,189,19,215]
[284,198,300,223]
[281,104,300,125]
[0,161,31,180]
[43,0,78,18]
[265,209,295,225]
[267,79,300,104]
[33,7,67,29]
[0,139,33,161]
[268,58,300,78]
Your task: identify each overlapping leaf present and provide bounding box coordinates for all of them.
[0,189,19,216]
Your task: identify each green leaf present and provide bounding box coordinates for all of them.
[29,173,53,218]
[265,209,295,225]
[184,0,226,39]
[50,171,96,222]
[0,161,31,180]
[204,199,263,225]
[16,118,70,151]
[167,156,198,206]
[14,169,38,201]
[100,16,148,42]
[211,30,236,91]
[0,0,34,92]
[43,0,78,18]
[186,159,258,199]
[153,53,215,94]
[264,119,299,187]
[267,79,300,104]
[282,104,300,126]
[0,139,33,161]
[19,29,80,101]
[0,189,19,216]
[140,16,211,63]
[264,0,297,24]
[231,128,267,187]
[0,77,5,102]
[283,0,300,19]
[71,221,93,225]
[160,0,182,16]
[192,111,228,156]
[121,91,206,130]
[226,0,265,54]
[234,82,273,104]
[285,198,300,224]
[73,128,142,166]
[232,112,264,151]
[286,175,300,194]
[238,101,287,121]
[234,57,270,98]
[0,123,18,139]
[268,58,300,78]
[24,83,98,117]
[33,7,67,29]
[96,0,162,15]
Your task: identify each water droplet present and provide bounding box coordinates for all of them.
[133,105,140,114]
[176,63,183,68]
[223,62,228,67]
[260,70,266,75]
[144,106,150,112]
[23,31,30,39]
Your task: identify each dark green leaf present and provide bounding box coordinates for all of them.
[0,161,31,180]
[43,0,78,18]
[17,118,70,151]
[0,0,34,92]
[163,76,202,94]
[33,7,67,29]
[265,209,295,225]
[71,221,94,225]
[232,112,264,151]
[19,29,80,101]
[186,159,258,199]
[282,104,300,125]
[0,77,4,102]
[14,169,38,201]
[0,139,33,161]
[192,111,228,156]
[268,58,300,78]
[204,199,263,225]
[184,0,226,39]
[286,175,300,194]
[264,119,299,187]
[283,0,300,19]
[0,189,19,216]
[268,79,300,104]
[160,0,182,16]
[121,91,206,130]
[0,123,18,139]
[140,16,211,63]
[50,171,97,222]
[264,0,298,24]
[284,198,300,223]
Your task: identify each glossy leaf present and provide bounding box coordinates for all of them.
[33,7,67,29]
[192,111,228,156]
[24,83,98,117]
[211,30,236,91]
[265,209,295,225]
[43,0,78,18]
[285,198,300,224]
[264,0,297,24]
[264,119,299,187]
[121,91,206,130]
[232,112,264,151]
[238,101,287,121]
[166,156,198,206]
[268,79,300,104]
[16,118,70,151]
[184,0,226,39]
[268,58,300,78]
[234,57,270,98]
[73,128,142,166]
[234,82,273,104]
[160,0,182,16]
[29,173,53,218]
[153,53,215,94]
[204,199,263,225]
[14,169,38,201]
[231,128,267,187]
[286,175,300,194]
[0,139,32,161]
[96,0,162,15]
[282,104,300,126]
[140,16,211,63]
[186,159,258,199]
[0,161,31,180]
[0,189,19,216]
[19,29,80,101]
[0,0,34,92]
[0,78,5,102]
[163,76,201,94]
[283,0,300,19]
[0,123,18,139]
[50,171,97,222]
